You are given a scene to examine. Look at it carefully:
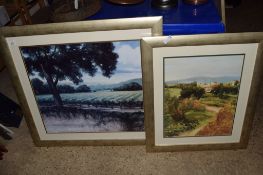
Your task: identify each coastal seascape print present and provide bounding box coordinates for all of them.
[20,40,144,133]
[163,55,244,138]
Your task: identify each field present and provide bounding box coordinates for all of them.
[200,93,237,107]
[168,88,181,97]
[36,91,144,133]
[37,91,142,105]
[164,83,238,137]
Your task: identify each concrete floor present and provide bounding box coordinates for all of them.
[0,0,263,174]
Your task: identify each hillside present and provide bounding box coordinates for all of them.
[90,78,142,91]
[166,76,240,85]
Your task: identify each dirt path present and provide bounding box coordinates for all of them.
[205,105,221,113]
[179,119,215,137]
[178,105,221,137]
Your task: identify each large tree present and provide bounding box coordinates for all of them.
[21,42,118,107]
[31,78,49,95]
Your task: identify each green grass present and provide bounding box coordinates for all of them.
[200,96,225,107]
[164,114,199,137]
[185,110,216,127]
[165,87,181,97]
[164,110,217,137]
[200,93,238,107]
[185,110,215,121]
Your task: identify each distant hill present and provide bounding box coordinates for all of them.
[90,78,142,91]
[121,78,142,86]
[113,82,142,91]
[166,76,240,85]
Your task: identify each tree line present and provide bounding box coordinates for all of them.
[113,82,142,91]
[31,78,91,95]
[167,81,240,100]
[211,82,239,98]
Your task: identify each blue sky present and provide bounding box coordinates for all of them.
[114,40,139,49]
[79,40,141,85]
[29,40,141,86]
[164,55,244,82]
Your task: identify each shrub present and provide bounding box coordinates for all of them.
[163,89,206,137]
[164,115,199,137]
[170,97,184,121]
[211,83,240,98]
[76,85,91,92]
[180,86,205,99]
[180,98,206,112]
[164,91,184,121]
[197,104,234,136]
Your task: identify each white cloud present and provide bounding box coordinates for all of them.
[82,72,141,85]
[114,44,141,72]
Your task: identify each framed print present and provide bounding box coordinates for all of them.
[141,32,263,152]
[0,16,162,146]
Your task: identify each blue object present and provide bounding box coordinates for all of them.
[88,0,225,35]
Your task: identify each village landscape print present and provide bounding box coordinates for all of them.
[20,40,144,133]
[163,55,244,137]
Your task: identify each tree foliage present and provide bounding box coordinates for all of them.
[180,86,205,99]
[211,83,239,98]
[164,91,184,121]
[31,78,49,95]
[21,42,118,106]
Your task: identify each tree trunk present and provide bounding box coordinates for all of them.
[40,64,63,107]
